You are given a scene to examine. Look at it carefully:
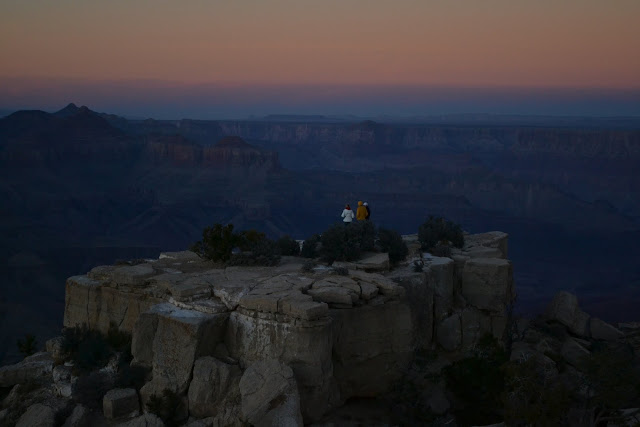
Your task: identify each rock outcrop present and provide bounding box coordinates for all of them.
[56,231,515,424]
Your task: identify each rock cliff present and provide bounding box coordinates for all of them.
[55,231,514,424]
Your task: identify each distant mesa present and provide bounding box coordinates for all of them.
[214,136,252,149]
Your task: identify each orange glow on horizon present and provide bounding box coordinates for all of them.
[1,1,639,89]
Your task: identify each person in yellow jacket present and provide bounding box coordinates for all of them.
[356,201,368,221]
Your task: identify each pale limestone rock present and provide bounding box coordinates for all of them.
[545,291,590,337]
[590,317,624,341]
[330,302,413,400]
[349,270,403,297]
[353,252,390,272]
[358,282,378,300]
[461,258,513,313]
[103,388,140,419]
[437,314,462,351]
[62,404,91,427]
[112,264,157,286]
[463,231,508,258]
[428,257,455,321]
[461,307,492,350]
[465,246,503,259]
[388,267,433,348]
[239,360,303,427]
[133,303,228,399]
[16,403,56,427]
[160,251,201,261]
[561,338,590,367]
[115,413,165,427]
[64,275,163,333]
[307,286,354,306]
[0,352,53,387]
[45,336,66,361]
[225,311,333,422]
[52,364,72,383]
[188,357,242,418]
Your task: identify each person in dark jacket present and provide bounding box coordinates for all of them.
[363,202,370,220]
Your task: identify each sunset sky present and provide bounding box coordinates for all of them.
[1,0,639,118]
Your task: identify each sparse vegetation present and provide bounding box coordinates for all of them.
[418,216,464,251]
[301,234,321,258]
[377,227,408,265]
[61,323,132,375]
[277,235,301,256]
[190,223,239,262]
[412,260,424,272]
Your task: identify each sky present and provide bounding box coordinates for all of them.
[1,0,640,119]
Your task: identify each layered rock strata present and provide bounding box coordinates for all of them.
[60,231,515,423]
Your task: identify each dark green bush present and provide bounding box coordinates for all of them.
[115,363,150,391]
[378,227,408,265]
[16,334,38,357]
[431,242,452,258]
[62,325,112,374]
[320,223,364,263]
[147,389,185,427]
[354,220,376,252]
[301,234,321,258]
[228,236,281,266]
[190,223,239,262]
[277,235,300,256]
[418,216,464,250]
[106,322,132,353]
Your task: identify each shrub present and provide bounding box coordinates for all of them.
[16,334,38,357]
[277,235,300,256]
[147,389,185,427]
[418,216,464,250]
[353,220,376,252]
[228,236,281,266]
[115,363,150,391]
[62,325,112,374]
[320,223,363,263]
[301,234,321,258]
[190,223,239,262]
[412,260,424,272]
[378,227,408,265]
[431,241,452,258]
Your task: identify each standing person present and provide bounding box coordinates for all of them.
[356,201,368,221]
[363,202,370,220]
[341,204,355,224]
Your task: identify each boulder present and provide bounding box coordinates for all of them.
[45,336,66,361]
[428,257,455,321]
[463,231,508,258]
[461,258,513,313]
[330,302,413,399]
[62,404,91,427]
[225,311,333,422]
[16,403,56,427]
[561,338,590,367]
[188,357,242,418]
[437,314,462,351]
[52,364,72,383]
[111,264,156,286]
[389,268,433,348]
[115,413,165,427]
[589,317,624,341]
[0,352,54,387]
[239,359,303,427]
[545,292,590,337]
[307,286,354,307]
[460,307,492,350]
[354,252,390,272]
[103,388,140,419]
[133,303,228,400]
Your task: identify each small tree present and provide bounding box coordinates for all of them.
[190,223,239,262]
[277,235,301,256]
[418,216,464,250]
[301,234,321,258]
[378,227,408,265]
